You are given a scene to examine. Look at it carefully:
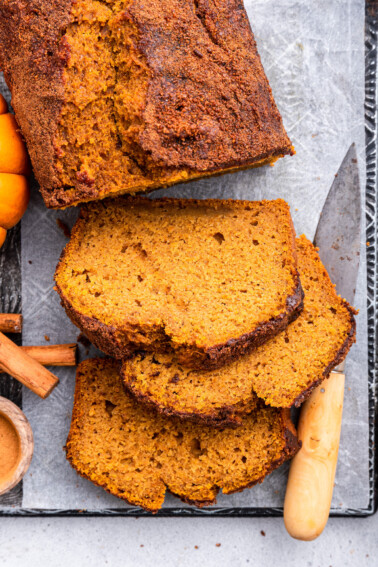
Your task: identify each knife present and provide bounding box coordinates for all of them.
[283,144,361,541]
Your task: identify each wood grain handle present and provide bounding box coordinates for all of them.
[0,331,59,399]
[284,371,345,541]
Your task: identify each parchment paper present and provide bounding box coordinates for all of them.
[1,0,369,511]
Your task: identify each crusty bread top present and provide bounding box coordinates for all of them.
[121,236,356,422]
[66,358,299,512]
[55,197,302,367]
[0,0,293,208]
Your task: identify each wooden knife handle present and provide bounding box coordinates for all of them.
[284,371,345,541]
[0,331,59,398]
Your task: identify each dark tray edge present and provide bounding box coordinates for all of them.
[0,506,374,518]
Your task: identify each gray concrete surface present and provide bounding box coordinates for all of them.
[0,514,376,566]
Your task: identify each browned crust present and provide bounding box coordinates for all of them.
[121,301,356,426]
[48,155,287,210]
[0,0,293,209]
[66,360,299,513]
[126,0,293,172]
[122,372,246,428]
[57,274,303,370]
[55,197,304,370]
[291,300,357,407]
[0,1,73,195]
[120,233,357,423]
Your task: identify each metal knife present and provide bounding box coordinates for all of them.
[283,144,361,541]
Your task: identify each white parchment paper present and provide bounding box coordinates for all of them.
[0,0,369,511]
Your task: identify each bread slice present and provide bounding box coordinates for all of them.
[55,197,303,370]
[65,358,299,512]
[0,0,293,209]
[121,236,356,425]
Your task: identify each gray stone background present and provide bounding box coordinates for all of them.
[1,0,376,563]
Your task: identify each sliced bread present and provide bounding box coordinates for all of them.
[121,236,356,425]
[55,197,303,370]
[65,358,299,512]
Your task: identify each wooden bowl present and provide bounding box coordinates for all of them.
[0,396,34,496]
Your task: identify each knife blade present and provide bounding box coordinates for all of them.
[284,144,361,541]
[314,143,361,305]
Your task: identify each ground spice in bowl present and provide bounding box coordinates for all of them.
[0,412,21,484]
[0,397,34,496]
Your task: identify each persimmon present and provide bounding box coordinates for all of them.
[0,114,30,175]
[0,94,30,249]
[0,174,30,229]
[0,227,6,248]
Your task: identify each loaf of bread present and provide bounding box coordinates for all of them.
[121,236,356,426]
[55,197,303,369]
[0,0,293,209]
[65,358,299,512]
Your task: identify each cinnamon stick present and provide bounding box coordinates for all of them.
[0,314,22,333]
[20,344,77,367]
[0,331,59,399]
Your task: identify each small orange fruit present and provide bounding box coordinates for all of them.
[0,227,6,247]
[0,114,30,175]
[0,173,30,229]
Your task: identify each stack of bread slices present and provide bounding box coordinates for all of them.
[55,197,356,513]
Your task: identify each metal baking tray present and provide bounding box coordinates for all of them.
[0,0,376,516]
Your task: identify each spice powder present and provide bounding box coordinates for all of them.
[0,412,20,483]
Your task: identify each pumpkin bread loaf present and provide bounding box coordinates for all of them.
[65,358,299,512]
[121,236,356,426]
[55,197,303,370]
[0,0,293,209]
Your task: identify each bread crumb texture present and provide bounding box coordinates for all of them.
[0,0,293,208]
[121,236,356,423]
[65,358,299,512]
[55,197,302,368]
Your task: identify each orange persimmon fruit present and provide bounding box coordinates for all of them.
[0,174,30,229]
[0,114,30,175]
[0,93,30,249]
[0,227,6,248]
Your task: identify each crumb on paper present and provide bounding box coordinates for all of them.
[44,334,50,342]
[56,218,71,238]
[216,543,221,547]
[260,530,266,537]
[194,546,199,550]
[77,332,91,355]
[28,260,32,264]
